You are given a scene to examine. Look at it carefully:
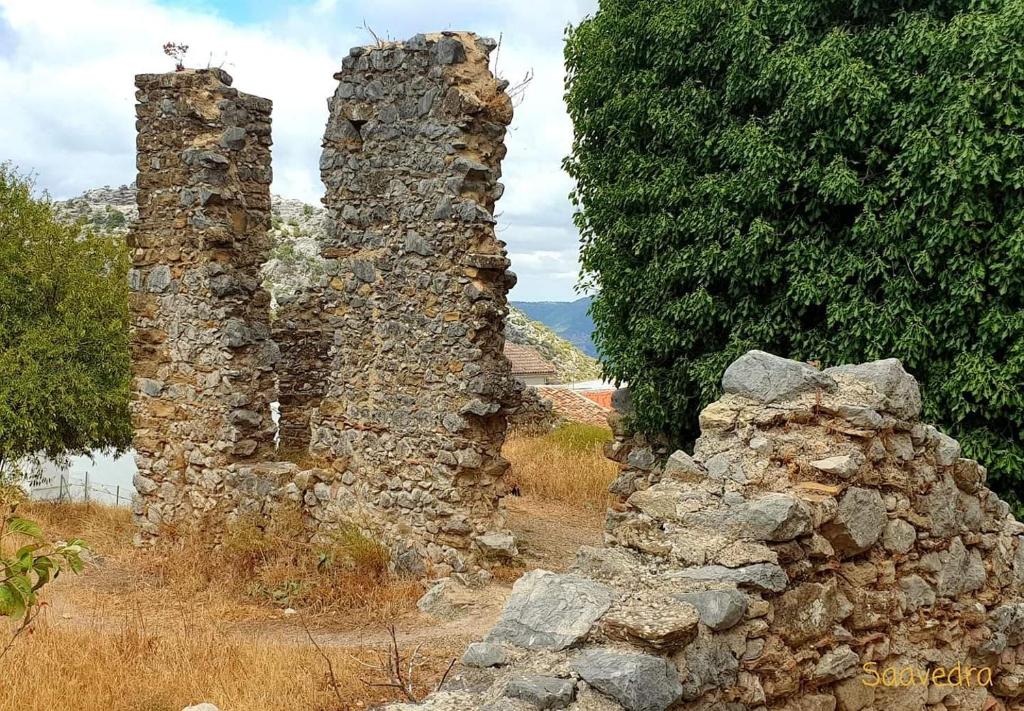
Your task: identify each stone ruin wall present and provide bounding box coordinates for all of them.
[286,31,519,576]
[128,69,278,541]
[129,33,518,576]
[395,352,1024,711]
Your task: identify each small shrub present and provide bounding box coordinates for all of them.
[1,490,87,660]
[269,240,299,266]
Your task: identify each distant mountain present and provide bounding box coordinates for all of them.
[511,297,596,357]
[53,185,600,382]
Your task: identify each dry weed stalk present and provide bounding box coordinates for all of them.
[299,611,346,709]
[354,624,457,703]
[490,32,534,107]
[359,19,386,47]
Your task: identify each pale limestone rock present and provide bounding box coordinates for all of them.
[673,588,747,631]
[462,642,508,669]
[810,452,865,479]
[504,676,575,709]
[820,487,885,557]
[824,358,921,419]
[669,563,788,593]
[881,518,917,554]
[722,350,836,403]
[772,580,851,645]
[486,571,614,651]
[813,645,859,682]
[571,649,684,711]
[601,598,700,652]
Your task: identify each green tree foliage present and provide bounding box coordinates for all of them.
[565,1,1024,503]
[0,166,132,479]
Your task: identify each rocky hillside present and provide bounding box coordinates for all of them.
[261,196,326,302]
[53,186,600,382]
[512,296,596,356]
[506,308,600,382]
[53,185,324,304]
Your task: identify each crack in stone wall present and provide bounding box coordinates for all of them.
[129,34,518,576]
[129,69,278,541]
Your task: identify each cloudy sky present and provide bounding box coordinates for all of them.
[0,0,597,301]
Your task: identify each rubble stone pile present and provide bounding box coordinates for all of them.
[388,351,1024,710]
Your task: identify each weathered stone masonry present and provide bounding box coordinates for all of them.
[301,31,519,575]
[130,34,518,575]
[272,290,330,454]
[395,352,1024,710]
[129,68,278,541]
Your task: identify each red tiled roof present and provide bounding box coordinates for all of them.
[535,385,612,427]
[580,389,615,408]
[504,342,557,376]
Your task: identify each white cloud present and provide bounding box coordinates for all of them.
[0,0,596,300]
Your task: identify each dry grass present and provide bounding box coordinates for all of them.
[505,422,619,511]
[0,424,618,710]
[18,501,423,625]
[0,612,459,711]
[150,507,424,623]
[0,501,442,710]
[16,499,135,553]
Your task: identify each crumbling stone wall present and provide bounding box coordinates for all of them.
[128,68,278,540]
[129,36,518,575]
[506,384,557,435]
[300,31,518,576]
[394,351,1024,711]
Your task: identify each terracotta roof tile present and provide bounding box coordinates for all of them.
[535,385,612,427]
[504,342,557,376]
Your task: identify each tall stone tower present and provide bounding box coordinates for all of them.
[304,32,519,575]
[128,69,278,540]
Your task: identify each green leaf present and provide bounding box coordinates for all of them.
[564,0,1024,508]
[5,517,42,540]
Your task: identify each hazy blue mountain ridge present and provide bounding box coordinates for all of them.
[511,297,596,357]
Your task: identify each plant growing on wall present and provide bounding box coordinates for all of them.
[0,166,132,483]
[162,42,189,71]
[565,0,1024,505]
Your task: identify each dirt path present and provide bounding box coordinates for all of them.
[41,494,604,652]
[505,494,605,571]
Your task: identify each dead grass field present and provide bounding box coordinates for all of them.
[1,501,444,710]
[505,422,619,511]
[1,614,460,711]
[0,424,614,710]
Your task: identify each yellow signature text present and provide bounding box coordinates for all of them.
[862,662,992,688]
